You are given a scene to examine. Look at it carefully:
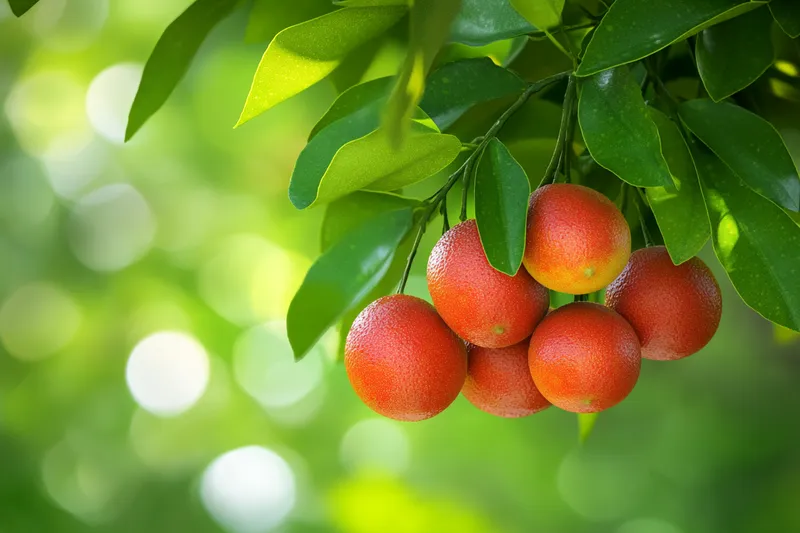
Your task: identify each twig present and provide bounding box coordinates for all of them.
[540,75,577,187]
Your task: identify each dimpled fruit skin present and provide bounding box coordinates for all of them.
[529,302,641,413]
[427,220,549,348]
[524,184,631,294]
[344,294,467,421]
[606,246,722,361]
[462,340,551,418]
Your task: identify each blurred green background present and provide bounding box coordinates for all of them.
[1,1,800,533]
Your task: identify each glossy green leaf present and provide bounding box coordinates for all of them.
[384,0,462,146]
[420,58,526,130]
[474,138,531,275]
[450,0,535,46]
[321,191,420,251]
[310,77,393,140]
[245,0,331,43]
[126,0,237,141]
[578,413,599,443]
[679,99,800,212]
[646,109,710,265]
[690,142,800,332]
[509,0,564,30]
[289,102,383,209]
[578,67,673,188]
[287,208,415,360]
[8,0,39,16]
[237,6,405,126]
[316,126,462,205]
[696,7,774,102]
[770,0,800,38]
[576,0,767,77]
[334,0,409,5]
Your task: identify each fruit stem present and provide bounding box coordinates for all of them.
[574,294,589,302]
[396,70,571,293]
[540,75,577,188]
[634,188,655,247]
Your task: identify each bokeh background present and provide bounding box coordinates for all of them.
[1,1,800,532]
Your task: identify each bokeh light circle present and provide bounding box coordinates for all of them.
[0,282,81,361]
[68,183,156,271]
[85,63,143,144]
[200,446,296,533]
[339,418,411,475]
[125,331,210,417]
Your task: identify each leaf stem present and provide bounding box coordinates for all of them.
[540,74,577,188]
[528,22,594,40]
[396,70,571,293]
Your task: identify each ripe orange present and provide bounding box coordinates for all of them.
[427,220,549,348]
[462,340,550,418]
[606,246,722,361]
[344,294,467,421]
[524,184,631,294]
[529,302,641,413]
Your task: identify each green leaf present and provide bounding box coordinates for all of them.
[316,126,462,205]
[474,139,531,275]
[8,0,39,16]
[689,142,800,332]
[578,66,673,188]
[126,0,237,141]
[237,6,406,126]
[245,0,331,43]
[384,0,462,146]
[578,413,599,443]
[506,138,558,186]
[334,0,409,5]
[646,109,710,265]
[420,58,526,131]
[289,101,383,209]
[310,77,393,140]
[696,7,774,102]
[509,0,564,30]
[770,0,800,38]
[679,99,800,212]
[576,0,767,77]
[450,0,535,46]
[321,191,420,252]
[288,208,415,360]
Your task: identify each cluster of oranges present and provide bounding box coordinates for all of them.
[344,184,722,421]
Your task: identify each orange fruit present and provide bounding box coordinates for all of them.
[462,340,550,418]
[344,294,467,421]
[427,220,549,348]
[524,184,631,294]
[606,246,722,361]
[529,302,641,413]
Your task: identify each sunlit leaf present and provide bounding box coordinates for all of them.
[646,108,710,265]
[696,7,774,102]
[578,413,599,443]
[287,208,415,360]
[679,99,800,212]
[8,0,39,16]
[384,0,462,146]
[690,141,800,332]
[334,0,409,5]
[577,0,767,77]
[237,6,406,126]
[450,0,535,46]
[244,0,331,43]
[126,0,237,141]
[474,138,530,275]
[310,77,393,140]
[420,58,525,130]
[770,0,800,38]
[578,66,673,188]
[509,0,564,30]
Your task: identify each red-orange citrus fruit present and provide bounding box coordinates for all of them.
[462,340,551,418]
[529,302,641,413]
[524,184,631,294]
[344,294,467,421]
[427,220,549,348]
[606,246,722,361]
